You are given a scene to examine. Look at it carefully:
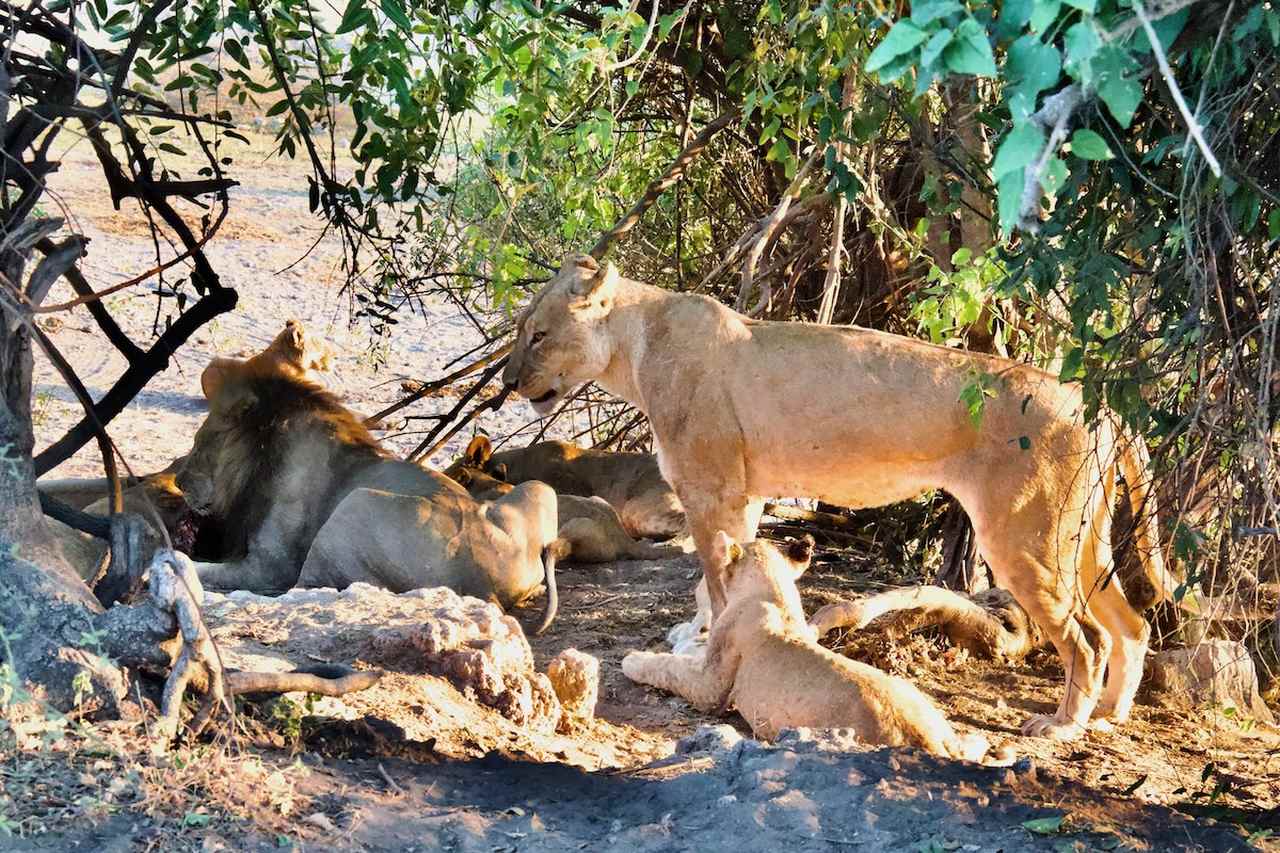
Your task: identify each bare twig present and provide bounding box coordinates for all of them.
[1133,0,1222,177]
[589,110,740,259]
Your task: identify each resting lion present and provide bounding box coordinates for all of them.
[623,533,993,760]
[176,361,564,632]
[504,254,1179,739]
[446,435,684,540]
[200,318,333,400]
[448,442,684,563]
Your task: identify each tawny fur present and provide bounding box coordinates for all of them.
[177,360,564,632]
[448,443,685,563]
[506,254,1178,739]
[622,534,992,760]
[444,435,685,540]
[200,319,333,401]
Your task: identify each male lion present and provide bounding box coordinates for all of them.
[448,443,684,563]
[623,533,994,760]
[503,254,1176,739]
[177,361,564,632]
[446,435,684,540]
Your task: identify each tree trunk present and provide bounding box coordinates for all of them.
[0,245,173,717]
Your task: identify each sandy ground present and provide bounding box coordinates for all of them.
[18,131,1280,850]
[31,132,558,479]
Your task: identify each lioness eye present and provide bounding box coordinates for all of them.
[531,331,546,344]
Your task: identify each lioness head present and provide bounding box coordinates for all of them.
[503,254,619,416]
[201,319,333,401]
[711,531,814,598]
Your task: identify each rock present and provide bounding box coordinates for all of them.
[204,583,562,732]
[1146,640,1274,724]
[546,648,600,732]
[676,724,743,755]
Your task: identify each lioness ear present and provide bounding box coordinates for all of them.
[568,259,619,307]
[200,359,234,401]
[465,434,492,466]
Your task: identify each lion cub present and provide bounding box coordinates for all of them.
[623,533,993,761]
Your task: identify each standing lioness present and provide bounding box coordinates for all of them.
[503,254,1175,740]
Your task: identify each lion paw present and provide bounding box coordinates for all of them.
[1020,714,1085,740]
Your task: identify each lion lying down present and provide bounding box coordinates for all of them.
[176,360,566,632]
[623,533,995,761]
[448,438,685,563]
[449,435,685,541]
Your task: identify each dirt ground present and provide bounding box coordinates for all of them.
[9,130,1279,851]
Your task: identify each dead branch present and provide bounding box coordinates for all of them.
[226,668,384,697]
[365,343,512,428]
[817,73,857,325]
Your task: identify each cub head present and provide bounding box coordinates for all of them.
[503,254,619,416]
[710,531,814,600]
[444,436,514,499]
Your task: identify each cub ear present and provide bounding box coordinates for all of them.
[491,461,509,482]
[568,259,619,306]
[464,434,493,466]
[784,534,815,575]
[709,530,743,571]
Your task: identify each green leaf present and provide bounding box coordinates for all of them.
[1063,22,1101,87]
[266,99,291,117]
[920,29,954,70]
[224,38,250,69]
[1040,157,1068,195]
[659,10,684,39]
[994,122,1045,181]
[157,142,186,156]
[1096,46,1142,128]
[337,0,371,33]
[1070,129,1112,160]
[1029,0,1061,34]
[943,19,997,77]
[1022,815,1066,835]
[149,124,174,135]
[1059,347,1083,381]
[1006,35,1062,101]
[865,20,929,74]
[1018,435,1031,450]
[380,0,412,31]
[182,812,213,828]
[996,168,1025,233]
[625,79,639,98]
[1269,209,1280,240]
[1061,0,1095,13]
[911,0,962,25]
[759,117,781,145]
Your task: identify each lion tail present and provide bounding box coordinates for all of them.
[1117,437,1197,614]
[534,538,571,635]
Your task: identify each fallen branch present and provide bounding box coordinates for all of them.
[736,152,822,316]
[227,668,384,697]
[364,343,512,428]
[1017,84,1083,233]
